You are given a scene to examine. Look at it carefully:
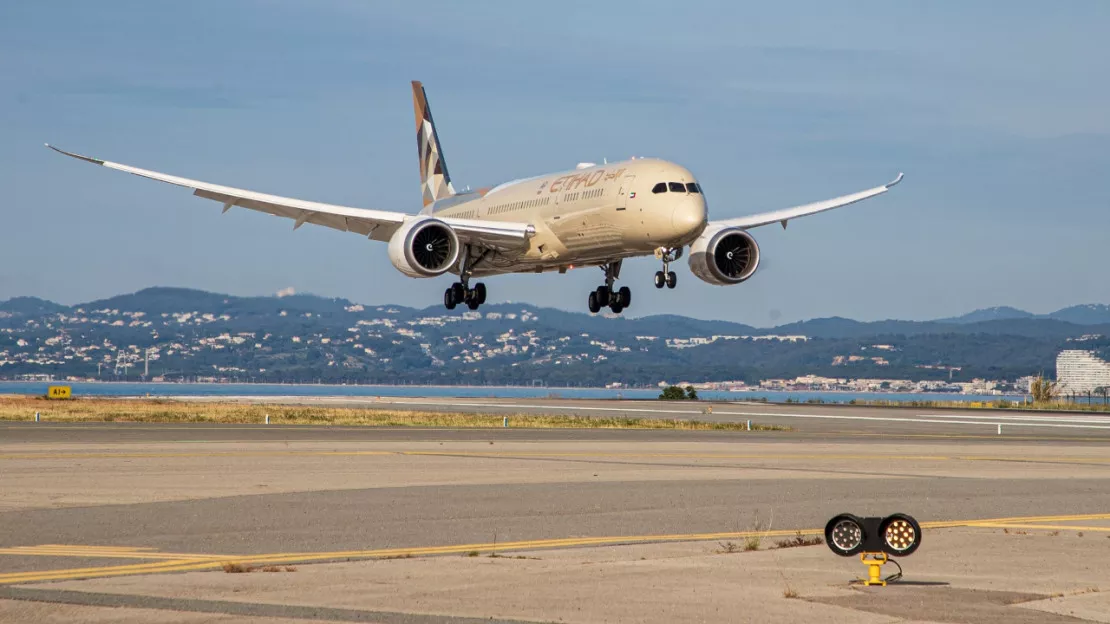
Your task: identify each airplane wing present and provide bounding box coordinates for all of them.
[709,173,903,230]
[46,145,533,250]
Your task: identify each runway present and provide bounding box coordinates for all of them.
[2,400,1109,622]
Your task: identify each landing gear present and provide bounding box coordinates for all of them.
[444,246,488,311]
[444,281,486,310]
[588,261,631,314]
[653,247,682,289]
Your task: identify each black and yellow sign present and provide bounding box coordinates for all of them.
[46,385,72,399]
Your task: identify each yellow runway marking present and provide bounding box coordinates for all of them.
[4,449,1110,464]
[0,545,229,560]
[966,524,1110,532]
[0,450,395,460]
[3,512,1109,585]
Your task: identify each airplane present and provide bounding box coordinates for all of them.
[48,81,902,315]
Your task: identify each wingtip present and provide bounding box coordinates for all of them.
[887,172,905,188]
[44,144,105,165]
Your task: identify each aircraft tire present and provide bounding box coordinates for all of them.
[588,291,601,314]
[654,271,665,288]
[595,286,610,307]
[666,271,677,289]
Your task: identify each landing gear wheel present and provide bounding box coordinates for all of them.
[588,291,601,314]
[451,283,465,304]
[467,297,480,311]
[610,301,624,314]
[654,271,665,289]
[444,287,457,310]
[474,282,487,305]
[595,286,610,307]
[666,271,677,289]
[618,286,631,308]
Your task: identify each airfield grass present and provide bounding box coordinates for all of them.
[0,396,785,431]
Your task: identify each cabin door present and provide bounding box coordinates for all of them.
[616,175,636,211]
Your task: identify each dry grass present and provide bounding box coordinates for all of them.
[782,587,799,599]
[221,562,295,573]
[221,562,253,573]
[774,531,823,549]
[715,541,741,554]
[0,396,787,431]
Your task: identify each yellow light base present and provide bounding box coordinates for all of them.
[859,552,889,586]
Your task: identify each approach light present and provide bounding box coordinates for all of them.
[880,513,922,556]
[825,513,922,586]
[824,514,866,557]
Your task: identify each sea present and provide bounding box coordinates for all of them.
[0,381,1016,404]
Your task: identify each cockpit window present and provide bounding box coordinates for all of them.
[686,182,700,193]
[668,182,686,193]
[651,182,667,194]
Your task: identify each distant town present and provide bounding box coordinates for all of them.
[2,288,1110,395]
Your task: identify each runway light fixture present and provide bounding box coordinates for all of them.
[825,513,922,586]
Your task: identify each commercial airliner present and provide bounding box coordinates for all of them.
[48,81,902,314]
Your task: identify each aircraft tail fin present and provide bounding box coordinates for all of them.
[412,81,455,207]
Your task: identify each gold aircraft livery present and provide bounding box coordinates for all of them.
[48,81,902,314]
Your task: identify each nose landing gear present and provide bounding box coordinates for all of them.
[588,261,631,314]
[653,247,681,289]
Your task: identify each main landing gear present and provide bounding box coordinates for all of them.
[653,247,680,289]
[444,245,487,311]
[444,281,485,311]
[588,261,631,314]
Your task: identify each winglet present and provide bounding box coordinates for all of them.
[886,172,904,188]
[45,144,105,166]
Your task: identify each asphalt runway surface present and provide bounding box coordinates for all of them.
[2,399,1109,622]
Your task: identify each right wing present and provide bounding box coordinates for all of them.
[46,145,533,251]
[710,173,903,230]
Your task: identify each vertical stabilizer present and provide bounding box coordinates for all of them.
[412,81,455,207]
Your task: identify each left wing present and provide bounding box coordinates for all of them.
[710,173,903,230]
[46,145,533,251]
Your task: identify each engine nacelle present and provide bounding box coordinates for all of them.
[688,227,761,285]
[387,218,461,278]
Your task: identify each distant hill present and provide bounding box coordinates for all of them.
[2,287,1109,385]
[1047,304,1110,326]
[939,306,1034,324]
[939,304,1110,327]
[0,296,70,318]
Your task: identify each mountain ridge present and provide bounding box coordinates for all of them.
[4,286,1110,330]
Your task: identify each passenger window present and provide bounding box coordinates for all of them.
[686,183,700,193]
[652,182,667,194]
[668,182,686,193]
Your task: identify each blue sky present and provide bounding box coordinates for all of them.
[2,1,1107,325]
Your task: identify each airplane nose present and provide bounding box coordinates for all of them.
[672,197,706,236]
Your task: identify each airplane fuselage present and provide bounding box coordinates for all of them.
[427,158,708,276]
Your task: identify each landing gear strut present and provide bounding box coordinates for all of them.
[653,247,681,289]
[588,261,631,314]
[444,246,488,311]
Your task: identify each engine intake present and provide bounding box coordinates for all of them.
[388,218,460,277]
[688,227,761,285]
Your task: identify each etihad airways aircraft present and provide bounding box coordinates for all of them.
[49,81,902,314]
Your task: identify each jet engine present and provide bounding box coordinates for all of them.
[387,218,461,277]
[688,227,761,285]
